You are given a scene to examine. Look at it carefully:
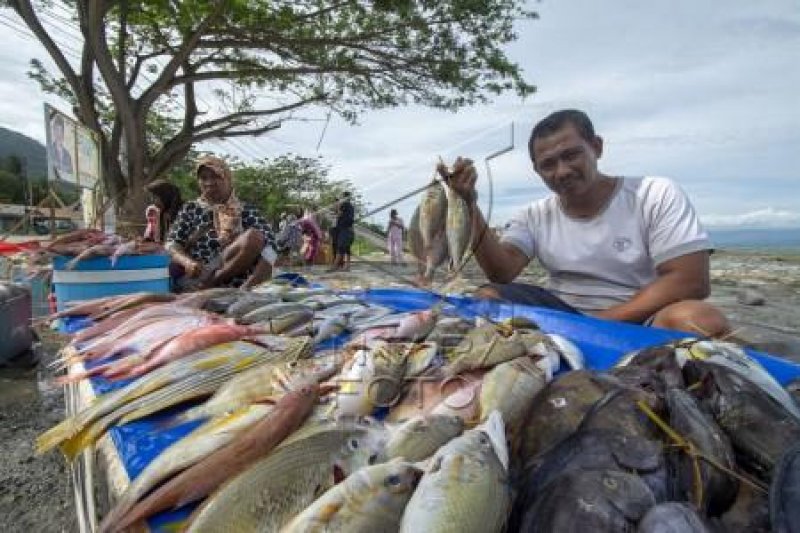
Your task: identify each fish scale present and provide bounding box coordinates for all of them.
[186,423,387,533]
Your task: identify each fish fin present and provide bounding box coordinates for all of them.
[59,419,107,461]
[36,418,78,455]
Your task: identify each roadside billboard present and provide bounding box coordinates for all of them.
[44,104,101,189]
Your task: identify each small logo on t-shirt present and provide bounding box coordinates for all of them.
[612,237,632,252]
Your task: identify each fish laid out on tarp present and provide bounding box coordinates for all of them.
[68,310,219,365]
[60,323,270,384]
[105,382,322,532]
[479,356,549,450]
[399,411,510,533]
[184,420,388,533]
[518,468,656,532]
[99,403,273,532]
[386,414,464,463]
[665,387,738,515]
[282,459,422,533]
[36,339,294,457]
[678,340,800,421]
[638,502,712,533]
[685,360,800,480]
[515,429,665,525]
[167,346,335,426]
[769,443,800,533]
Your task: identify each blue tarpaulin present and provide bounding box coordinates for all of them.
[63,286,800,531]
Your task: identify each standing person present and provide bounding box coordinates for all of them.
[327,198,340,266]
[166,155,276,290]
[298,208,323,265]
[330,192,355,271]
[443,109,729,336]
[143,179,183,242]
[387,209,405,265]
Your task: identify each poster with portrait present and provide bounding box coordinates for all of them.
[44,104,101,189]
[44,104,77,184]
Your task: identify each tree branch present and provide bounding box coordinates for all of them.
[137,0,227,111]
[191,121,282,144]
[193,94,327,133]
[169,66,374,87]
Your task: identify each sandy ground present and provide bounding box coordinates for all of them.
[1,249,798,532]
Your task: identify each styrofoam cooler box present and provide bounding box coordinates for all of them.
[52,254,171,311]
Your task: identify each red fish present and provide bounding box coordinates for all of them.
[104,383,320,532]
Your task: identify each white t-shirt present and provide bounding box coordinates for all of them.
[500,176,712,313]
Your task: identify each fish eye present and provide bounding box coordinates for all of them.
[386,475,402,486]
[368,454,378,465]
[603,477,618,490]
[349,439,359,450]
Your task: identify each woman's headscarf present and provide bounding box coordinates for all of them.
[195,155,243,241]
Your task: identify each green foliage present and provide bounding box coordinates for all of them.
[11,0,537,209]
[232,154,360,227]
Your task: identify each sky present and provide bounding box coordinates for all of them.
[0,0,798,230]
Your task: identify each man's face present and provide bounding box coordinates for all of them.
[531,123,603,198]
[197,166,230,203]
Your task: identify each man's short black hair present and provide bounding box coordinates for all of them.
[529,109,596,160]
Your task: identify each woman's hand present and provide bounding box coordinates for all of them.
[184,258,202,278]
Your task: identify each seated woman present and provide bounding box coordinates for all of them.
[166,156,277,291]
[143,179,183,242]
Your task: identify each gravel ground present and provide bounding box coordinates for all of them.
[1,329,77,533]
[1,249,798,532]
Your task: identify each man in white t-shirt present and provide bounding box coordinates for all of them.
[442,109,729,336]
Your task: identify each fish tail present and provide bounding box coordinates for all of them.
[60,420,107,461]
[36,418,78,455]
[53,364,108,385]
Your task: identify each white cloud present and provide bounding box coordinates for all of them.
[0,0,798,231]
[702,208,800,229]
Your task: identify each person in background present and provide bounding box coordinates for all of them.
[444,109,730,337]
[50,115,74,179]
[387,209,405,265]
[328,197,340,266]
[298,208,323,265]
[143,179,183,242]
[330,192,355,271]
[166,155,276,290]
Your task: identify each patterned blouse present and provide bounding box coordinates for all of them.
[167,200,275,285]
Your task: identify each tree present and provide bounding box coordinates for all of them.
[231,154,359,226]
[4,0,536,220]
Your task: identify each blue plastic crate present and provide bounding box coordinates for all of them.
[52,254,171,311]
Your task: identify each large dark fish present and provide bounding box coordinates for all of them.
[715,483,770,533]
[686,360,800,480]
[665,388,738,516]
[617,344,685,390]
[513,429,665,528]
[770,443,800,533]
[519,469,655,532]
[638,502,711,533]
[578,387,662,441]
[518,370,608,464]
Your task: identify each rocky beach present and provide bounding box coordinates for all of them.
[1,249,799,531]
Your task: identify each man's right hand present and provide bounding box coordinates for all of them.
[438,156,478,205]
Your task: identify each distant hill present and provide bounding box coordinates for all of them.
[0,126,47,178]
